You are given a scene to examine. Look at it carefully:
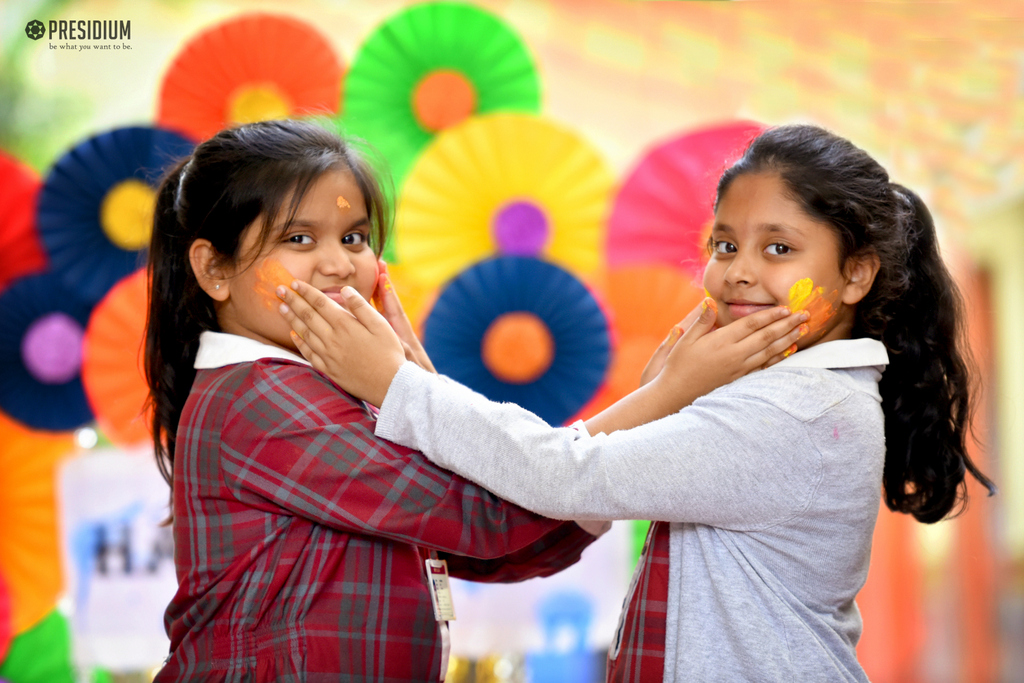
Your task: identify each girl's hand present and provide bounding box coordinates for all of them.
[372,262,436,373]
[640,298,808,388]
[277,282,405,407]
[583,299,808,436]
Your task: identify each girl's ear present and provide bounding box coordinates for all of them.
[188,239,231,302]
[841,250,881,305]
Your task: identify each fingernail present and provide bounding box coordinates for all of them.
[783,343,798,358]
[279,303,289,314]
[291,280,299,290]
[341,286,356,299]
[701,299,709,314]
[799,323,810,337]
[780,307,791,316]
[669,326,682,342]
[276,285,286,298]
[289,330,300,342]
[800,311,810,321]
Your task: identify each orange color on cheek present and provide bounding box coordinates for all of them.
[787,277,838,336]
[253,258,295,310]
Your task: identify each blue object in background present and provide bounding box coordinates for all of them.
[526,590,596,683]
[37,126,194,304]
[0,272,94,431]
[423,256,611,426]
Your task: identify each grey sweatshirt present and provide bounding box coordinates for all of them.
[375,338,889,682]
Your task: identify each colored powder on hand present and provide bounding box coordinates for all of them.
[253,258,295,310]
[787,277,838,336]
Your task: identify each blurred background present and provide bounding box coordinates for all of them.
[0,0,1020,681]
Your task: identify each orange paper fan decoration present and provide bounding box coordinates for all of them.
[0,153,47,292]
[0,411,75,634]
[81,269,151,447]
[573,265,704,420]
[158,13,343,141]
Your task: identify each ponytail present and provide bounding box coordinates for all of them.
[145,158,217,490]
[877,186,994,522]
[717,124,994,523]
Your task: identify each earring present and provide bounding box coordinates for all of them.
[214,284,220,290]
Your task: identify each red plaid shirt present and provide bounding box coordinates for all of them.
[606,521,669,683]
[155,357,594,682]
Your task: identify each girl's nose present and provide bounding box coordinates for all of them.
[723,250,756,286]
[318,244,356,278]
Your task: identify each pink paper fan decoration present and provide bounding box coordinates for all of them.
[607,121,765,281]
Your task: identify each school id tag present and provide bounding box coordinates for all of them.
[425,558,456,622]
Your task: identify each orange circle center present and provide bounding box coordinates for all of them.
[481,312,554,384]
[412,70,477,133]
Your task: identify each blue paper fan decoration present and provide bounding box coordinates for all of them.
[0,273,94,431]
[37,126,194,304]
[423,256,610,426]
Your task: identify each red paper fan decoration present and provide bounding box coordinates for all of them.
[157,13,343,141]
[607,121,765,281]
[81,269,150,447]
[0,153,47,292]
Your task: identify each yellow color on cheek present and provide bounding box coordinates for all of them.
[787,277,839,337]
[253,259,295,310]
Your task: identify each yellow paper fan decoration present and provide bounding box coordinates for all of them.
[396,113,614,291]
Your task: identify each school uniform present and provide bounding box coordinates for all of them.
[373,339,890,682]
[156,331,596,683]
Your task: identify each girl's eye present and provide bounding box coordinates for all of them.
[713,240,736,254]
[343,232,367,246]
[286,234,313,245]
[766,243,791,256]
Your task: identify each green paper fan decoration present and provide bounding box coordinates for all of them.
[0,609,73,683]
[340,1,541,190]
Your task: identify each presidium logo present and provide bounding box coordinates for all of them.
[25,18,131,40]
[25,18,132,50]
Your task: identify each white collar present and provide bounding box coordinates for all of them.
[774,338,888,370]
[194,331,310,369]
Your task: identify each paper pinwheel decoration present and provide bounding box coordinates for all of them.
[342,1,541,185]
[81,269,150,448]
[0,153,47,293]
[423,256,610,426]
[0,273,94,431]
[0,412,74,637]
[607,121,765,281]
[396,113,613,291]
[0,609,74,682]
[158,13,342,141]
[36,126,193,305]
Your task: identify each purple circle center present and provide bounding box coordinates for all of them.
[493,201,549,256]
[21,312,84,385]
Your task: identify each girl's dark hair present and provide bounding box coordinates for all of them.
[716,124,994,523]
[145,119,392,492]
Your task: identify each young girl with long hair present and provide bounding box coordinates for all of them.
[277,123,994,682]
[144,118,806,681]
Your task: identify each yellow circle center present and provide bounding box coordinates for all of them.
[481,312,555,384]
[228,84,292,125]
[99,179,157,250]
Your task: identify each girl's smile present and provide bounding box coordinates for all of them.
[703,172,877,349]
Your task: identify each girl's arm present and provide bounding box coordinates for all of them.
[277,282,808,430]
[219,361,597,565]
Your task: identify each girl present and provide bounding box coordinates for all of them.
[144,119,805,681]
[144,119,609,682]
[277,124,994,682]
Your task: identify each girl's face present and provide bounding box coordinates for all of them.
[704,172,874,349]
[216,169,379,351]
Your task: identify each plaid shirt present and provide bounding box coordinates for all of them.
[156,353,594,682]
[606,521,669,683]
